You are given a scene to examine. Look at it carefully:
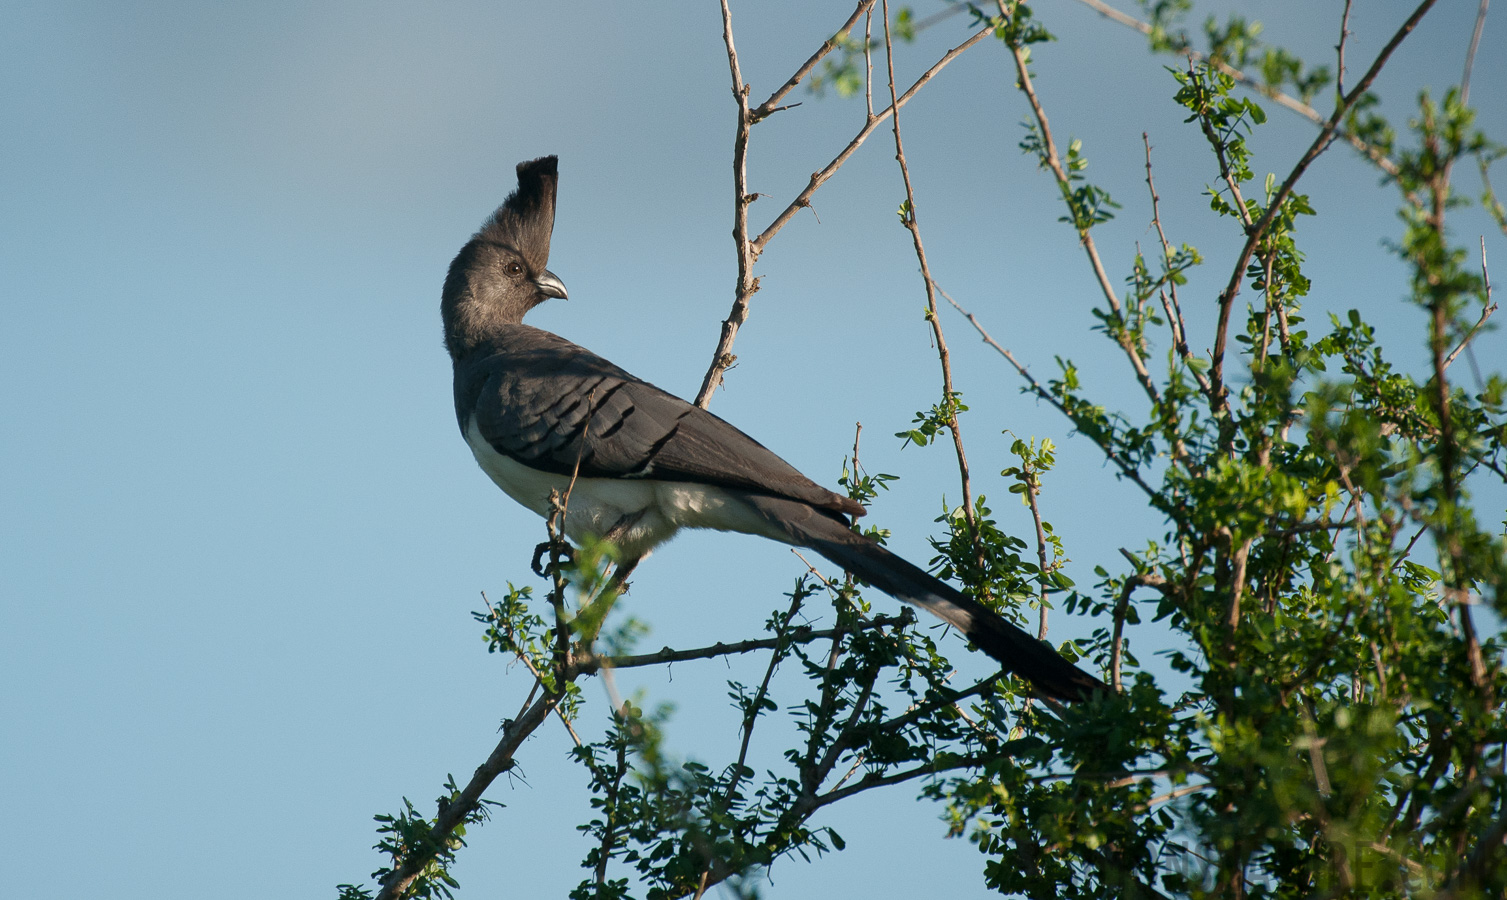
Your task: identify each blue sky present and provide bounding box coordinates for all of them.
[2,2,1503,897]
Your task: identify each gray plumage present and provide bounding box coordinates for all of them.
[442,156,1107,703]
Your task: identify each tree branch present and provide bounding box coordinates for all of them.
[1072,0,1404,182]
[882,0,979,546]
[1143,134,1214,400]
[374,690,562,900]
[749,24,993,254]
[750,0,876,121]
[575,614,908,675]
[1209,0,1440,410]
[695,6,990,405]
[1445,239,1496,369]
[1460,0,1490,107]
[938,285,1161,502]
[1000,0,1164,413]
[696,0,759,409]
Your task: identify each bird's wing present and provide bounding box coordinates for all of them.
[459,326,863,518]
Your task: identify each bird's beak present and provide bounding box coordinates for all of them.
[533,269,568,300]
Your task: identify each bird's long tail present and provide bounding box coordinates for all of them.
[734,492,1109,703]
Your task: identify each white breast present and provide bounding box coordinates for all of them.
[463,416,788,559]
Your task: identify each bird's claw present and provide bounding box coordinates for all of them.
[531,540,575,578]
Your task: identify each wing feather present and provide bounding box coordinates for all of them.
[455,326,862,518]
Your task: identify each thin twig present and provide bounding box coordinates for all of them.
[488,593,587,747]
[574,615,906,674]
[864,6,875,118]
[809,753,999,809]
[751,0,876,121]
[1445,239,1496,368]
[1481,157,1507,236]
[691,591,806,899]
[1461,0,1490,107]
[939,285,1160,502]
[882,0,979,548]
[1143,783,1209,810]
[1336,0,1353,99]
[750,25,993,254]
[1001,0,1164,412]
[1143,134,1213,398]
[1021,461,1052,640]
[694,12,992,405]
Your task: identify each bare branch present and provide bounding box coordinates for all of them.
[695,0,759,409]
[695,9,991,405]
[1143,782,1210,810]
[751,0,877,121]
[1336,0,1353,98]
[577,616,907,674]
[811,753,999,810]
[1144,134,1214,399]
[750,24,993,253]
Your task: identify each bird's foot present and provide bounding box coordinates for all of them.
[532,540,575,578]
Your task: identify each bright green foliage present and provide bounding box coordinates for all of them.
[934,4,1507,897]
[897,389,968,448]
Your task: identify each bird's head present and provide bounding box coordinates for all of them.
[442,156,568,359]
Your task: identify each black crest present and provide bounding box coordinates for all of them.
[480,156,557,271]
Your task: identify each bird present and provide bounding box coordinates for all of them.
[441,156,1108,702]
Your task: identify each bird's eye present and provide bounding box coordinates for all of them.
[505,262,525,278]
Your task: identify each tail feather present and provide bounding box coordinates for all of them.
[735,492,1108,703]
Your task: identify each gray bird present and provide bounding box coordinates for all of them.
[443,156,1107,702]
